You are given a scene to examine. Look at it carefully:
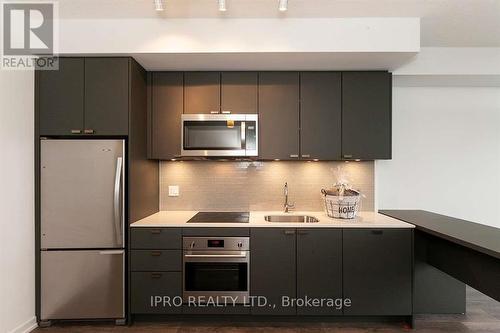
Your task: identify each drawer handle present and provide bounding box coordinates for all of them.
[151,273,162,279]
[70,129,82,134]
[151,251,162,256]
[371,230,383,235]
[150,230,162,235]
[284,230,295,235]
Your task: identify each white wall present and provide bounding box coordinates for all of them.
[377,86,500,228]
[0,69,37,333]
[59,18,419,53]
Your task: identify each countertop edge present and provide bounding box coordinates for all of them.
[379,210,500,260]
[130,211,415,229]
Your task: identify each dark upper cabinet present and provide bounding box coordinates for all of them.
[250,228,296,315]
[84,58,129,135]
[37,57,131,136]
[296,229,343,316]
[300,72,342,160]
[258,72,300,160]
[342,72,392,160]
[221,72,258,114]
[343,229,412,315]
[149,72,184,159]
[184,72,220,114]
[146,70,392,160]
[38,57,84,135]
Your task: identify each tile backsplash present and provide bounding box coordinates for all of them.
[159,161,374,212]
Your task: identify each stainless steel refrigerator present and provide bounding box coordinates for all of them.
[40,139,125,322]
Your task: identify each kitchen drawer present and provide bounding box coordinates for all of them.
[130,250,181,272]
[182,228,250,237]
[130,228,181,249]
[131,272,182,314]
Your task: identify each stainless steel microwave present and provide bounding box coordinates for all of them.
[181,114,258,157]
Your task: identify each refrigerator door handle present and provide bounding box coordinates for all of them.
[113,157,123,246]
[99,250,125,255]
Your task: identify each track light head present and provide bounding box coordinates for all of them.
[218,0,227,12]
[154,0,164,11]
[278,0,288,12]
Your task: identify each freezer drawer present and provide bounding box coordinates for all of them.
[41,139,125,249]
[41,250,124,320]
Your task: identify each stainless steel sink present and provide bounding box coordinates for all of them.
[264,215,319,223]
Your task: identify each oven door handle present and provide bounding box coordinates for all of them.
[184,252,247,258]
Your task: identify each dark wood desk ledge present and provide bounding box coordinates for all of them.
[379,210,500,260]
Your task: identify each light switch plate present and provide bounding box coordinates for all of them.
[168,185,179,197]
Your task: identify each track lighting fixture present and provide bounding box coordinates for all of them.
[278,0,288,11]
[154,0,164,11]
[218,0,227,12]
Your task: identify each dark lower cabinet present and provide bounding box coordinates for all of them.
[250,228,296,315]
[130,228,182,249]
[38,57,84,136]
[296,229,342,315]
[342,71,392,160]
[130,250,182,272]
[130,228,182,315]
[343,229,412,315]
[84,58,129,135]
[130,272,182,314]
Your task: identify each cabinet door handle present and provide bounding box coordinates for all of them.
[284,230,295,235]
[150,229,162,235]
[297,230,308,235]
[221,111,231,114]
[151,273,162,279]
[70,129,82,134]
[151,251,162,256]
[301,154,310,158]
[371,230,383,235]
[84,129,95,134]
[343,154,353,159]
[210,111,220,114]
[289,154,299,158]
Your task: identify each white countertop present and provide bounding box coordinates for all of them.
[130,211,414,228]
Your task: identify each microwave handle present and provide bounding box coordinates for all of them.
[241,121,246,149]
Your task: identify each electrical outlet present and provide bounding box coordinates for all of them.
[168,185,179,197]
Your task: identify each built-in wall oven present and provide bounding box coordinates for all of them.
[183,237,250,304]
[181,114,258,157]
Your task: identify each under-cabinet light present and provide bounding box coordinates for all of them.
[278,0,288,11]
[218,0,227,12]
[154,0,164,11]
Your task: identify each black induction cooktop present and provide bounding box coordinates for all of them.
[187,212,250,223]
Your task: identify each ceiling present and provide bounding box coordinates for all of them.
[57,0,500,47]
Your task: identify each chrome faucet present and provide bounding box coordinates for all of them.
[283,182,295,213]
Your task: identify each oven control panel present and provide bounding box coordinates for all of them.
[183,237,249,251]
